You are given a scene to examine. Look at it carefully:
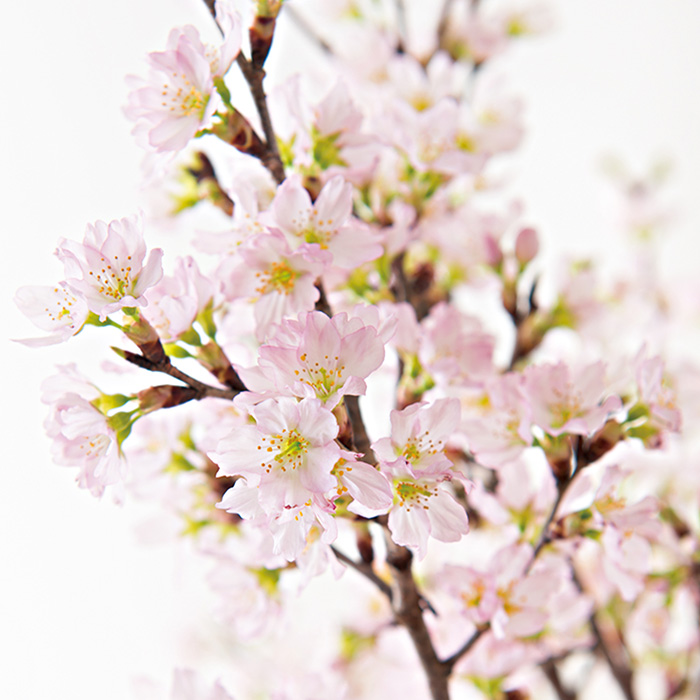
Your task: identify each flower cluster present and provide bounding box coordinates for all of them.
[16,1,700,699]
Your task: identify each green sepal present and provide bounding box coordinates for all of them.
[251,567,281,596]
[469,676,504,698]
[163,343,193,359]
[339,628,376,662]
[311,127,346,170]
[277,133,297,169]
[625,403,650,423]
[179,327,203,347]
[179,426,196,451]
[213,76,234,110]
[121,306,140,319]
[196,302,218,340]
[107,411,136,447]
[92,393,133,413]
[164,452,198,474]
[626,423,658,441]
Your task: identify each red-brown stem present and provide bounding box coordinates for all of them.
[385,536,451,700]
[120,349,239,402]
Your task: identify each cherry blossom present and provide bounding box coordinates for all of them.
[14,282,89,346]
[269,175,383,268]
[237,310,386,408]
[218,230,329,339]
[42,367,126,496]
[142,255,214,342]
[212,397,341,558]
[56,213,163,320]
[125,3,242,152]
[523,361,622,437]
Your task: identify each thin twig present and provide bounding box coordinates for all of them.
[121,350,239,401]
[542,659,578,700]
[442,625,487,672]
[531,475,571,561]
[436,0,456,49]
[234,54,285,184]
[283,5,334,55]
[201,0,285,184]
[331,545,393,600]
[394,0,408,53]
[572,570,636,700]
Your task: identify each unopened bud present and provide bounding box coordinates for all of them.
[138,385,197,413]
[197,342,246,391]
[514,227,539,265]
[123,313,166,363]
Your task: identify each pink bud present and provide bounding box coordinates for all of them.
[515,227,539,265]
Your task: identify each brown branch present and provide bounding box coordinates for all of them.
[442,625,487,672]
[201,0,285,184]
[331,545,393,601]
[531,474,571,561]
[187,151,235,216]
[314,281,333,317]
[344,395,375,464]
[542,659,578,700]
[384,536,451,700]
[571,570,636,700]
[589,614,636,700]
[119,349,239,402]
[234,54,285,184]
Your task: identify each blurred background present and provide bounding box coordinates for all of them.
[2,1,699,698]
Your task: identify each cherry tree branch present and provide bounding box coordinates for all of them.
[202,0,285,184]
[532,474,571,560]
[119,348,240,402]
[571,569,637,700]
[442,625,487,672]
[344,395,376,463]
[331,545,393,600]
[384,537,451,700]
[233,53,285,184]
[542,659,578,700]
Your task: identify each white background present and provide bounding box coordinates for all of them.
[2,1,700,699]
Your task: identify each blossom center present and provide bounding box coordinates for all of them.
[88,255,134,301]
[394,479,436,510]
[258,428,310,473]
[295,352,345,400]
[255,262,297,296]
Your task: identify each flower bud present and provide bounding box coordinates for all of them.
[514,227,539,265]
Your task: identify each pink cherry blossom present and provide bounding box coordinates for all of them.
[269,175,383,268]
[385,469,470,558]
[42,368,125,496]
[633,348,682,438]
[142,255,214,342]
[56,214,163,320]
[133,669,235,700]
[218,230,329,339]
[14,282,89,346]
[461,374,533,468]
[523,361,622,437]
[212,397,341,559]
[373,399,461,474]
[332,450,393,517]
[125,4,242,152]
[237,310,386,408]
[419,302,496,387]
